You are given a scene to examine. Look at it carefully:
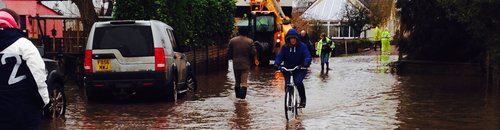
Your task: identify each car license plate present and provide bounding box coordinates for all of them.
[116,83,134,88]
[96,59,111,71]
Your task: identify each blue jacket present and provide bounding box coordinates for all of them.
[274,29,312,69]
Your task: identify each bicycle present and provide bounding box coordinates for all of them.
[280,66,307,121]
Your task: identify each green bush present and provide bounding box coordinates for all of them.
[113,0,237,48]
[397,0,500,63]
[113,0,157,20]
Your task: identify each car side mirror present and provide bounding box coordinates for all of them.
[36,46,44,56]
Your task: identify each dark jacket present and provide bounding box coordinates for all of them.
[228,35,256,70]
[0,28,44,129]
[0,28,23,50]
[299,33,312,47]
[299,34,311,45]
[300,33,315,56]
[274,29,312,69]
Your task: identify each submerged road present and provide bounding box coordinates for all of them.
[41,54,499,129]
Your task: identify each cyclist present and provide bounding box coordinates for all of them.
[274,29,312,108]
[0,8,49,129]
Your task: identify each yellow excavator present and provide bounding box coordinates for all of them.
[247,0,292,66]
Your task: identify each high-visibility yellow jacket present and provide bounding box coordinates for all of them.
[316,37,335,57]
[381,30,391,40]
[374,26,382,41]
[381,30,391,54]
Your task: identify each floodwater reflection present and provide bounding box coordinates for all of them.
[40,55,499,129]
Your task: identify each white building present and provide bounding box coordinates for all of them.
[295,0,317,13]
[301,0,367,39]
[301,0,397,40]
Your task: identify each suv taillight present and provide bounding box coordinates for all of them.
[276,33,282,43]
[84,50,92,73]
[155,48,166,71]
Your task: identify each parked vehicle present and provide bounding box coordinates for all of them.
[36,47,66,118]
[83,20,197,101]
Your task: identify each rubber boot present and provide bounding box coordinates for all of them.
[235,86,241,98]
[300,100,306,108]
[240,87,247,99]
[321,63,324,71]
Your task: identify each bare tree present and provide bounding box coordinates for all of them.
[367,0,393,27]
[105,0,113,16]
[343,4,370,38]
[73,0,98,38]
[291,0,315,32]
[291,9,309,32]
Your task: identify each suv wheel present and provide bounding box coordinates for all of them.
[255,42,270,66]
[186,70,197,93]
[166,75,178,102]
[85,85,98,102]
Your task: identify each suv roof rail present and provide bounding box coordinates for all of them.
[110,20,136,24]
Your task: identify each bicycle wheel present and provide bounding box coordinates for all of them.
[293,86,299,118]
[284,86,295,121]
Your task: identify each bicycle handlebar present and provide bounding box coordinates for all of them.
[280,66,307,72]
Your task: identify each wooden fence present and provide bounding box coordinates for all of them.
[186,45,229,73]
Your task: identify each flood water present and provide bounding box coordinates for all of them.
[40,55,500,129]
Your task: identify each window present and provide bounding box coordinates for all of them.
[255,16,275,32]
[337,25,359,38]
[93,26,154,57]
[340,25,349,37]
[167,30,178,52]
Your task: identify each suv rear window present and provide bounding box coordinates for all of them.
[93,26,154,57]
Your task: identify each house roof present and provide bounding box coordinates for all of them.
[41,1,110,17]
[301,0,365,22]
[41,1,81,17]
[301,0,346,22]
[4,0,61,15]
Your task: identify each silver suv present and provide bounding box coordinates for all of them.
[83,20,197,101]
